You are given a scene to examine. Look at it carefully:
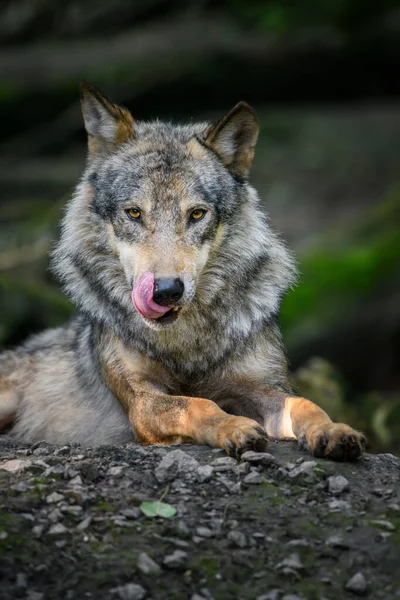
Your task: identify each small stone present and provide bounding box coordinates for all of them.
[288,461,317,480]
[47,523,68,536]
[163,550,188,569]
[370,520,396,532]
[114,583,146,600]
[120,508,141,520]
[191,595,207,600]
[276,553,303,571]
[0,458,32,473]
[345,572,367,595]
[197,465,213,482]
[210,456,237,467]
[10,482,31,492]
[48,509,62,524]
[241,451,277,466]
[327,475,349,495]
[325,535,350,549]
[16,573,28,588]
[32,525,44,538]
[155,450,199,483]
[195,527,214,538]
[243,471,263,484]
[227,530,247,548]
[107,466,125,477]
[137,552,161,575]
[27,592,44,600]
[256,591,281,600]
[328,499,350,512]
[77,516,92,531]
[69,475,83,486]
[237,461,250,475]
[46,492,64,504]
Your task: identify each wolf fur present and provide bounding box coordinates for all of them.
[0,84,365,460]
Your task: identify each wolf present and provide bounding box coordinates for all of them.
[0,83,365,460]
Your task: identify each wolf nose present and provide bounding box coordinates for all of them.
[153,278,184,306]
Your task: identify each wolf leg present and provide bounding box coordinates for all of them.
[0,391,19,430]
[128,386,268,457]
[280,395,365,460]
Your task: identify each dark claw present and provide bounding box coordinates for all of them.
[255,426,267,437]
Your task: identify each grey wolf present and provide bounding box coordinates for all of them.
[0,83,365,460]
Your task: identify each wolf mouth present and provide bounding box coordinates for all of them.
[142,306,182,328]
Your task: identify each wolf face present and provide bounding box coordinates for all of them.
[52,84,296,369]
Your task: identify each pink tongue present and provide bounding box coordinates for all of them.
[132,272,171,319]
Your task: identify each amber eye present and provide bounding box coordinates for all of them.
[126,208,141,220]
[190,209,206,222]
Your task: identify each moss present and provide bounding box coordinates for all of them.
[92,501,117,513]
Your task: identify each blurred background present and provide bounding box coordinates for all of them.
[0,0,399,453]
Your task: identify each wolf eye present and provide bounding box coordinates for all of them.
[190,209,206,222]
[126,208,141,220]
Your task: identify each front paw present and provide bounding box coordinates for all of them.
[299,422,366,461]
[215,416,268,458]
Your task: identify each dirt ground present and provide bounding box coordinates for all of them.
[0,439,399,600]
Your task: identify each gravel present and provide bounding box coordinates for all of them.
[0,438,399,599]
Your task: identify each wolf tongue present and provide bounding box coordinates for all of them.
[132,272,171,319]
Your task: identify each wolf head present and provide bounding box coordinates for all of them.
[53,84,296,363]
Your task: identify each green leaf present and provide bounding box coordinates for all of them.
[139,501,177,518]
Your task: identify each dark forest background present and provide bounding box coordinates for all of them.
[0,0,399,452]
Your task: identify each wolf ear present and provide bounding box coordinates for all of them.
[80,82,135,155]
[203,102,259,178]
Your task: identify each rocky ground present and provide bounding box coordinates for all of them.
[0,439,399,600]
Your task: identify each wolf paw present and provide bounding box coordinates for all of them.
[299,423,366,461]
[216,416,268,458]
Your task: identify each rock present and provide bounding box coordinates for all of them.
[46,492,64,504]
[195,527,214,538]
[137,552,161,575]
[210,456,237,467]
[27,592,44,600]
[197,465,213,483]
[114,583,146,600]
[107,466,125,477]
[327,475,349,495]
[241,451,277,466]
[155,450,199,483]
[163,550,188,569]
[370,520,396,531]
[47,523,68,536]
[0,458,32,473]
[120,508,141,519]
[243,471,263,484]
[345,572,367,595]
[76,516,92,531]
[256,592,282,600]
[288,461,317,480]
[276,554,303,572]
[227,530,247,548]
[325,535,350,548]
[328,499,351,511]
[16,573,28,588]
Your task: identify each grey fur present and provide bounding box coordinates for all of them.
[0,93,298,446]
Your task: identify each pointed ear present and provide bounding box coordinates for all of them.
[80,82,135,156]
[203,102,259,178]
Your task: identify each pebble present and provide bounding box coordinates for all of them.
[370,520,396,531]
[0,459,32,473]
[107,466,125,477]
[288,461,317,480]
[325,534,350,548]
[276,554,303,572]
[163,550,188,569]
[327,475,349,495]
[114,583,146,600]
[47,523,68,536]
[241,451,277,466]
[243,471,263,484]
[137,552,161,574]
[155,450,199,483]
[77,516,92,531]
[256,592,281,600]
[197,465,213,483]
[46,492,64,504]
[27,592,44,600]
[196,527,214,538]
[227,530,247,548]
[345,572,367,596]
